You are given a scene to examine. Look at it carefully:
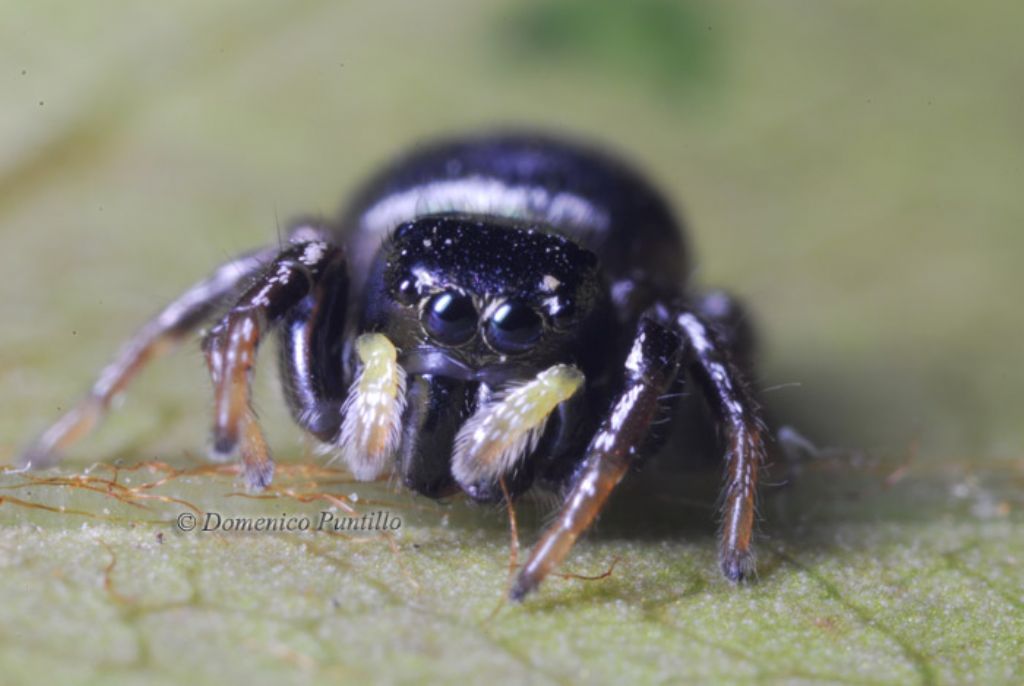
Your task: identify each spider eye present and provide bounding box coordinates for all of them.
[487,300,543,353]
[545,295,576,330]
[395,278,419,306]
[422,291,477,345]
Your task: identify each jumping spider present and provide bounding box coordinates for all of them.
[21,133,768,600]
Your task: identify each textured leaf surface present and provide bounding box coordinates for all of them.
[1,1,1021,684]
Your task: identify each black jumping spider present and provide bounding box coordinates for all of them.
[21,133,768,600]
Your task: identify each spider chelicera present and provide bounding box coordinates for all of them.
[21,132,769,600]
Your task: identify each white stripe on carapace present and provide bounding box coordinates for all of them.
[452,364,584,486]
[337,333,407,480]
[359,177,610,235]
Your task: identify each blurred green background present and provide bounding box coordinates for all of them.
[1,1,1021,684]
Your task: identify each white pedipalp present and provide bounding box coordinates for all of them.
[335,334,407,480]
[452,364,584,487]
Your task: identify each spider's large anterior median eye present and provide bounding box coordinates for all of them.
[422,291,477,345]
[486,300,543,353]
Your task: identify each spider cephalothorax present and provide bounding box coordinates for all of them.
[365,216,603,367]
[22,132,768,600]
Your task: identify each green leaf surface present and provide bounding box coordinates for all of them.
[1,1,1021,684]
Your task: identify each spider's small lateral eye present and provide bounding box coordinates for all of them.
[545,295,576,330]
[487,300,543,354]
[422,291,477,345]
[395,278,419,306]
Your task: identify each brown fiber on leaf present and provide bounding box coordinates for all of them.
[553,556,622,583]
[485,477,522,623]
[98,540,137,605]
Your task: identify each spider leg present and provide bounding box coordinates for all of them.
[203,238,345,490]
[277,248,349,442]
[511,315,682,601]
[692,288,756,372]
[674,309,768,582]
[18,247,277,470]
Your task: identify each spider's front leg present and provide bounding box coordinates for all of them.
[511,314,683,600]
[510,304,769,600]
[202,236,346,490]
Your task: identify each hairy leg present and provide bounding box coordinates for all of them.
[692,288,757,372]
[19,247,276,469]
[674,310,768,582]
[203,238,345,489]
[511,315,682,600]
[510,301,769,599]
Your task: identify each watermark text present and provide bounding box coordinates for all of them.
[175,510,401,533]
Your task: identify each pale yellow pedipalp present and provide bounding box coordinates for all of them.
[453,364,584,485]
[338,333,407,480]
